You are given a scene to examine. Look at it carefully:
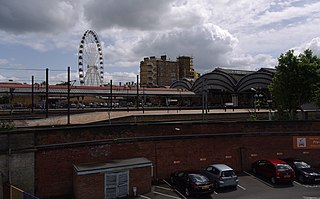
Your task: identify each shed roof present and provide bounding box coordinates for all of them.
[74,157,152,175]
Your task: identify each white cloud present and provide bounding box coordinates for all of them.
[0,0,320,84]
[254,2,320,27]
[104,72,136,85]
[0,58,9,65]
[229,54,277,70]
[0,74,9,82]
[292,37,320,57]
[132,23,238,72]
[237,17,320,57]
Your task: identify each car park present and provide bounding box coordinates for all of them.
[170,170,214,197]
[206,164,238,189]
[281,158,320,183]
[252,159,295,184]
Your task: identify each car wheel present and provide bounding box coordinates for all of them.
[252,168,256,174]
[214,181,219,189]
[271,177,276,184]
[185,188,190,196]
[170,177,174,185]
[298,175,305,183]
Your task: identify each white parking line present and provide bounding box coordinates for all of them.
[243,171,253,177]
[237,184,247,190]
[162,179,187,199]
[243,171,274,187]
[214,191,218,194]
[153,191,183,199]
[139,194,151,199]
[294,181,302,186]
[155,185,172,191]
[163,179,172,187]
[294,181,320,188]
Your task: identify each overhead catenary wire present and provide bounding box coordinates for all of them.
[0,67,77,72]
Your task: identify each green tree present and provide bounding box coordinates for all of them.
[0,120,15,131]
[313,69,320,106]
[0,95,10,104]
[269,49,320,119]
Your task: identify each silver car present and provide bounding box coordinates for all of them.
[206,164,238,189]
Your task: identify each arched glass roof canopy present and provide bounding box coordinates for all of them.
[236,69,275,93]
[171,68,276,94]
[170,78,193,90]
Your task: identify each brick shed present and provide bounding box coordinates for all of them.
[73,157,152,199]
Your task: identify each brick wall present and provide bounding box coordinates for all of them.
[35,143,155,198]
[73,172,104,199]
[37,136,320,198]
[2,120,320,198]
[129,167,152,196]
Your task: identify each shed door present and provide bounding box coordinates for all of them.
[105,171,129,199]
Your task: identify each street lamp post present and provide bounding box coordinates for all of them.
[179,89,182,111]
[9,88,15,115]
[267,99,273,120]
[125,82,130,112]
[126,85,129,112]
[251,88,257,116]
[142,86,145,114]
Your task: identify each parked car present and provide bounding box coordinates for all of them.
[77,103,85,109]
[70,103,77,108]
[170,170,214,197]
[206,164,238,189]
[282,158,320,183]
[252,159,295,184]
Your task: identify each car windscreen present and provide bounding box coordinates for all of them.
[276,164,292,171]
[221,170,236,177]
[188,174,209,183]
[293,161,311,169]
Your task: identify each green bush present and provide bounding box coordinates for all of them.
[0,120,15,131]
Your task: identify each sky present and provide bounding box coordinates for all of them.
[1,0,320,85]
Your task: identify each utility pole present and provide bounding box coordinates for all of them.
[31,76,34,113]
[202,78,204,121]
[67,67,70,125]
[110,80,113,111]
[205,79,208,120]
[45,68,49,118]
[136,75,139,111]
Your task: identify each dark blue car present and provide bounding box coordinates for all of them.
[282,158,320,183]
[170,170,214,197]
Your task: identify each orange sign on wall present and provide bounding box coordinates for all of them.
[293,136,320,149]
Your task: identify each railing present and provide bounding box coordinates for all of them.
[4,184,39,199]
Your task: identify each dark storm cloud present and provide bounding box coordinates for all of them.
[83,0,175,30]
[0,0,79,34]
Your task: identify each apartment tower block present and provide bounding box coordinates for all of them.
[140,55,198,87]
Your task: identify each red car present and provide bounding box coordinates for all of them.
[252,159,295,184]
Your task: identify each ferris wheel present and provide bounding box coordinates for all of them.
[78,30,104,86]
